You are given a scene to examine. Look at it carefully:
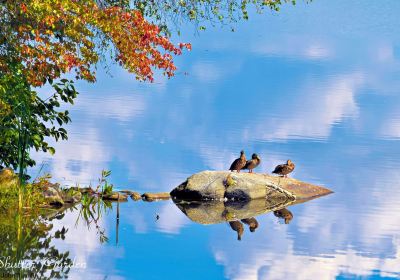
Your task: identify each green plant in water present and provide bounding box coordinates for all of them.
[98,170,113,196]
[77,194,112,244]
[0,171,49,211]
[75,170,115,243]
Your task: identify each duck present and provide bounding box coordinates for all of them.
[241,217,259,232]
[229,150,246,173]
[273,208,293,224]
[229,220,244,241]
[272,159,295,177]
[242,153,261,173]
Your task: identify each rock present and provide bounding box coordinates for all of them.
[62,189,82,204]
[170,171,332,201]
[130,192,142,201]
[142,192,170,201]
[70,186,95,195]
[102,192,128,201]
[119,190,133,195]
[42,183,64,207]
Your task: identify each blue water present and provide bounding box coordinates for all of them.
[30,0,400,279]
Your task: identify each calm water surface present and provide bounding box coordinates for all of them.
[21,0,400,279]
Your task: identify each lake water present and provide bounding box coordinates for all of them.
[7,0,400,279]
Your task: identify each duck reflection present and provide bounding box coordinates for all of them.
[228,217,259,241]
[241,217,259,232]
[273,208,294,224]
[229,221,244,241]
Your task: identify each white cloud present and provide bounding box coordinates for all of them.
[251,36,334,60]
[191,62,223,82]
[250,72,363,141]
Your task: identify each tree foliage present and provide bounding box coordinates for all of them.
[0,63,78,170]
[132,0,302,35]
[0,0,191,86]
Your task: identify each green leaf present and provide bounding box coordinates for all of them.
[48,147,56,155]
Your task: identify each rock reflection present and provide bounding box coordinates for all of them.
[174,194,292,225]
[174,196,302,240]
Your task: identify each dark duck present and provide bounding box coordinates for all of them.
[272,159,295,177]
[229,150,247,172]
[242,153,261,173]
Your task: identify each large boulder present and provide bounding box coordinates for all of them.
[171,171,333,225]
[171,171,330,201]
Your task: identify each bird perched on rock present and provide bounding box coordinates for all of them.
[229,150,247,172]
[242,153,261,173]
[272,160,295,177]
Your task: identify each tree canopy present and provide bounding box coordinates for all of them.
[135,0,298,33]
[0,0,191,86]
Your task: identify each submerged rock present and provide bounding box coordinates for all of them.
[142,192,170,201]
[170,170,332,201]
[130,192,142,201]
[116,190,142,201]
[102,192,128,201]
[119,190,134,195]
